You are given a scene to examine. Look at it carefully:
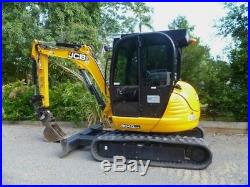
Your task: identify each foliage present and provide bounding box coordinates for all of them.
[2,3,43,83]
[200,60,232,119]
[2,81,35,120]
[99,2,153,44]
[168,15,194,32]
[217,3,248,42]
[168,16,234,120]
[49,81,101,125]
[217,3,248,121]
[127,3,153,33]
[2,81,101,124]
[2,2,153,84]
[168,16,209,87]
[38,3,101,48]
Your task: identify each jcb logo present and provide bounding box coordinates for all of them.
[69,52,89,62]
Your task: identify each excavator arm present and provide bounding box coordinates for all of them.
[31,40,111,141]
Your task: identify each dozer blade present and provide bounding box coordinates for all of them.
[43,122,67,142]
[60,124,104,157]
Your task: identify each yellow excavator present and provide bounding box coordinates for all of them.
[31,29,212,169]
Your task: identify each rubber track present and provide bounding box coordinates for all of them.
[91,131,212,170]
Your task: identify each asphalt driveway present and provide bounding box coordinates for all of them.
[2,124,248,184]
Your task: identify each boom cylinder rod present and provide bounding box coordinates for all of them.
[80,70,106,109]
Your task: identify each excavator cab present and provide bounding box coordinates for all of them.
[110,29,192,118]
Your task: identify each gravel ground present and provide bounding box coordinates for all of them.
[2,124,248,184]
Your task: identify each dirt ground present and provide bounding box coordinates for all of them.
[2,124,248,184]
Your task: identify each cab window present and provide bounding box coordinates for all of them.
[141,36,173,87]
[113,38,138,86]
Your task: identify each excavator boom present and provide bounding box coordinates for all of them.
[31,40,111,141]
[32,40,110,108]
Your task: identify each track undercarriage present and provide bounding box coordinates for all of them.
[60,125,212,170]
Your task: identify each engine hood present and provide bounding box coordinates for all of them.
[173,81,200,112]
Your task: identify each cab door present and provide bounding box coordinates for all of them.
[110,32,176,118]
[110,35,140,117]
[139,33,176,118]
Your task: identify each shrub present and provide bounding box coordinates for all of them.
[2,81,35,120]
[49,81,101,124]
[2,81,101,124]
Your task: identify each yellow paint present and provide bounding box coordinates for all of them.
[113,81,200,133]
[37,54,49,107]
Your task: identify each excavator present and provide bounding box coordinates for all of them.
[31,29,212,170]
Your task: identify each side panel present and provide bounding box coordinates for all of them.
[112,81,200,133]
[151,92,200,133]
[152,81,201,132]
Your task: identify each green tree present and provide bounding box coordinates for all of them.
[168,15,194,32]
[2,3,42,83]
[217,3,248,121]
[2,2,153,84]
[37,3,102,85]
[39,3,101,47]
[128,3,153,32]
[99,3,153,45]
[200,59,231,120]
[168,16,210,91]
[168,16,232,120]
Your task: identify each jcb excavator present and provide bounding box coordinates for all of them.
[31,29,212,169]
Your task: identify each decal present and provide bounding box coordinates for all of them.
[147,95,160,103]
[120,124,140,129]
[69,52,89,62]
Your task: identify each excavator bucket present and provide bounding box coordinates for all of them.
[43,122,66,142]
[37,109,67,142]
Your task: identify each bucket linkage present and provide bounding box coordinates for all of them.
[32,95,67,142]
